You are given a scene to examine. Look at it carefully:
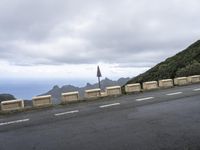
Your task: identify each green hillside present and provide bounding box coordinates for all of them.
[126,40,200,85]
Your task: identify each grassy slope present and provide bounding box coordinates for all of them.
[126,40,200,85]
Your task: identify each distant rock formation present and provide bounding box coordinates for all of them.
[41,77,130,104]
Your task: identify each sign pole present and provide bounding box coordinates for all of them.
[98,76,101,89]
[97,65,102,90]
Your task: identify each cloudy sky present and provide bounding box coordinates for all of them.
[0,0,200,98]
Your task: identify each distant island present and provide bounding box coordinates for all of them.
[0,94,16,103]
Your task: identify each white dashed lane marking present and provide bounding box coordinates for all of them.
[0,118,30,126]
[136,97,154,101]
[166,92,183,96]
[193,88,200,91]
[99,103,120,108]
[54,110,79,116]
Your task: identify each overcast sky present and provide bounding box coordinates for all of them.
[0,0,200,81]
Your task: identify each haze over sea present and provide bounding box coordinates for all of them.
[0,78,96,100]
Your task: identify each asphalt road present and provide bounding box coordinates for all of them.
[0,84,200,150]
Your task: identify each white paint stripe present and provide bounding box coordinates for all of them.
[0,118,30,126]
[54,110,79,116]
[100,103,120,108]
[193,88,200,91]
[166,92,183,96]
[136,97,154,101]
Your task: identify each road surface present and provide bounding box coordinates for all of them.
[0,84,200,150]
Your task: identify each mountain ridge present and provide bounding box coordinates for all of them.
[41,77,130,104]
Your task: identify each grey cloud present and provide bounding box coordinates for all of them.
[0,0,200,67]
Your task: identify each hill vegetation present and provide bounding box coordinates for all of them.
[126,40,200,85]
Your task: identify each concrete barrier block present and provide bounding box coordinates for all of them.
[125,83,141,93]
[159,79,174,88]
[106,86,121,96]
[187,75,200,83]
[62,91,79,103]
[32,95,52,107]
[174,77,188,86]
[100,92,107,97]
[1,99,24,111]
[85,88,101,99]
[143,81,158,90]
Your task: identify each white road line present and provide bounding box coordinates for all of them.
[0,118,30,126]
[99,103,120,108]
[193,88,200,91]
[136,97,154,101]
[166,92,183,96]
[54,110,79,116]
